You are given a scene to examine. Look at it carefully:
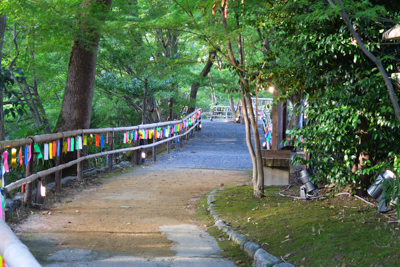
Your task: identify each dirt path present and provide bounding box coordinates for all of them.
[14,121,254,266]
[16,163,249,265]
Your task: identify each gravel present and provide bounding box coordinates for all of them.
[154,120,264,170]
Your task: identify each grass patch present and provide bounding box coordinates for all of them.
[208,185,400,267]
[197,195,253,266]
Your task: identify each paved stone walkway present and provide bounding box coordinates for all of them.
[155,120,263,170]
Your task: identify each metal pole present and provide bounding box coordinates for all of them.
[55,139,62,193]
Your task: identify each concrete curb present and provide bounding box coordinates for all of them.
[207,188,294,267]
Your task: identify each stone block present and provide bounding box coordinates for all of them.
[244,242,260,258]
[274,263,295,267]
[254,249,281,267]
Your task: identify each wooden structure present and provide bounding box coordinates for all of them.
[0,109,202,206]
[383,24,400,40]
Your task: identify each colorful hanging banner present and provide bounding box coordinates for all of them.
[75,137,79,151]
[106,132,109,144]
[83,135,87,146]
[149,130,153,139]
[48,142,53,160]
[70,138,75,152]
[95,135,99,147]
[90,134,93,146]
[123,133,126,144]
[19,148,23,167]
[67,138,71,152]
[57,141,60,157]
[34,144,43,159]
[134,130,138,141]
[101,136,105,148]
[44,143,49,160]
[63,141,68,154]
[52,141,57,157]
[24,146,28,166]
[78,136,83,150]
[11,148,17,168]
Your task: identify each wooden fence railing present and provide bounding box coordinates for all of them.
[0,108,202,206]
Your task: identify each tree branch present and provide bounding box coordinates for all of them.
[329,0,400,122]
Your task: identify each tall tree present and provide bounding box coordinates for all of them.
[54,0,112,132]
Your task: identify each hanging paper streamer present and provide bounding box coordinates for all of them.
[101,136,105,148]
[134,130,138,141]
[11,148,17,168]
[90,134,93,146]
[123,133,127,144]
[28,145,32,162]
[154,129,157,140]
[149,130,152,139]
[67,138,71,152]
[83,135,87,146]
[106,132,109,144]
[48,142,53,160]
[70,138,75,152]
[95,135,99,147]
[75,137,79,151]
[126,132,128,143]
[52,141,57,157]
[34,144,43,159]
[63,141,68,154]
[24,146,28,166]
[57,141,60,157]
[19,148,23,167]
[79,136,83,150]
[160,129,163,139]
[44,143,49,160]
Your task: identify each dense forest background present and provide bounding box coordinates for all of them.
[0,0,400,199]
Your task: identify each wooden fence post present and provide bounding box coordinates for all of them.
[152,128,157,162]
[24,143,34,206]
[167,125,171,153]
[55,139,63,193]
[77,140,83,181]
[135,132,140,165]
[179,125,183,148]
[108,131,114,171]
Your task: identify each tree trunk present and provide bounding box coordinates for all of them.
[287,92,302,132]
[167,97,174,121]
[352,116,373,196]
[241,91,257,186]
[142,79,147,124]
[245,92,264,197]
[229,97,239,118]
[0,15,6,140]
[188,50,216,113]
[54,0,112,132]
[11,73,42,127]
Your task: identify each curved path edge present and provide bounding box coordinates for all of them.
[207,188,294,267]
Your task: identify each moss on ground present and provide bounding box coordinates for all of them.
[200,185,400,267]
